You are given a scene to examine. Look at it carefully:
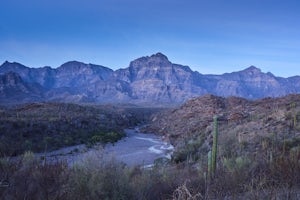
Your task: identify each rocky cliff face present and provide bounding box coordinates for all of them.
[0,53,300,104]
[115,53,206,103]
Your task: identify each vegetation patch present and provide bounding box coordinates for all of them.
[0,103,161,156]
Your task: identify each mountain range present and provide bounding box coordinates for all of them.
[1,52,300,105]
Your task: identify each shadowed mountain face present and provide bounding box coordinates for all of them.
[1,53,300,104]
[0,72,44,103]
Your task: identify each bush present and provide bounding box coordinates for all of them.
[88,131,125,146]
[1,145,300,199]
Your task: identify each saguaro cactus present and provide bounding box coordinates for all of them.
[212,115,218,176]
[207,150,212,178]
[294,113,297,128]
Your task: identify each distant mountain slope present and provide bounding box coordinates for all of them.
[211,66,290,98]
[0,72,44,103]
[0,53,300,104]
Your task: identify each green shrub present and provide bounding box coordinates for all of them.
[172,138,204,163]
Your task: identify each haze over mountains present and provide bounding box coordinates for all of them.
[1,53,300,105]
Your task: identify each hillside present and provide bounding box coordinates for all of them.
[1,53,300,104]
[0,103,161,156]
[145,94,300,163]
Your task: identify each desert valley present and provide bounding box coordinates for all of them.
[1,53,300,199]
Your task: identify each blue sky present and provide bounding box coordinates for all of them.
[0,0,300,77]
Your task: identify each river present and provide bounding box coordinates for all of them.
[38,128,174,167]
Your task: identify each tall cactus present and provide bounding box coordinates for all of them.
[212,115,218,176]
[294,113,297,128]
[207,150,212,179]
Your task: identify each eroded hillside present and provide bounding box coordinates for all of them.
[146,94,300,163]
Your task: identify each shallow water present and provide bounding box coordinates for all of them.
[39,128,174,167]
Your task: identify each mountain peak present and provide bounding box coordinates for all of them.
[60,60,84,67]
[0,61,28,69]
[244,66,261,73]
[150,52,169,60]
[57,61,88,71]
[1,61,14,67]
[2,61,10,65]
[129,52,171,69]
